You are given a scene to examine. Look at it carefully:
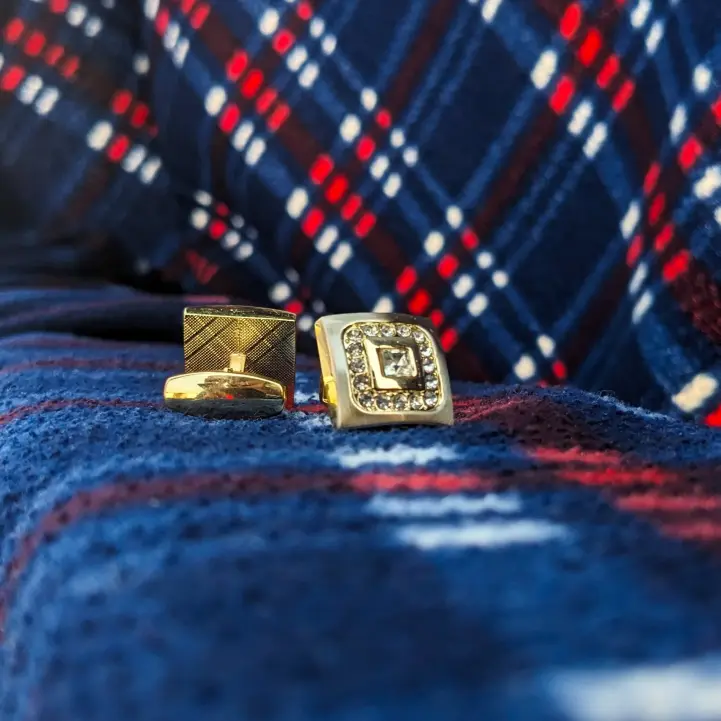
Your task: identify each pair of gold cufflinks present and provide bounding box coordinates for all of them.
[163,306,454,429]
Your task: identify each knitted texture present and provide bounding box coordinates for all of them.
[1,0,720,419]
[3,286,721,721]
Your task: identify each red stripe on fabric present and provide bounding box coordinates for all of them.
[296,1,313,20]
[356,136,376,161]
[256,87,277,114]
[310,155,334,184]
[185,249,219,284]
[559,2,583,39]
[352,470,494,494]
[325,176,348,204]
[461,229,479,250]
[577,28,602,65]
[190,2,210,29]
[437,254,459,279]
[111,89,133,115]
[662,250,690,282]
[643,162,661,195]
[227,50,248,80]
[661,522,721,542]
[396,267,417,294]
[626,235,643,265]
[272,29,295,54]
[267,102,290,131]
[706,405,721,427]
[611,78,635,111]
[712,97,721,124]
[218,103,241,133]
[552,360,567,380]
[550,75,576,114]
[355,212,376,238]
[648,193,666,225]
[678,135,703,170]
[301,207,325,237]
[0,358,179,376]
[0,399,161,427]
[376,108,392,129]
[44,44,63,66]
[340,194,362,221]
[106,135,130,162]
[208,218,227,239]
[0,66,25,91]
[155,6,169,34]
[596,54,619,88]
[4,17,24,43]
[24,30,46,56]
[440,328,458,351]
[60,55,79,78]
[241,69,263,98]
[617,493,721,512]
[408,289,431,314]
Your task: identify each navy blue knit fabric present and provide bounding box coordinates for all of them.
[2,286,721,721]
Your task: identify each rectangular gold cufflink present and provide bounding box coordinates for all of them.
[315,313,454,429]
[164,306,296,418]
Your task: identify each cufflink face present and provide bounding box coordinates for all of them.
[164,306,296,419]
[315,313,454,429]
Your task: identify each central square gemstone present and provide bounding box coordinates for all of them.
[379,347,417,378]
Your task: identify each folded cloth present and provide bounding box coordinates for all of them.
[1,0,720,420]
[1,284,721,721]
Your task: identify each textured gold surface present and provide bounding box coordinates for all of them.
[183,306,296,408]
[315,313,454,430]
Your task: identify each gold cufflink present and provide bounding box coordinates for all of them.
[315,313,454,430]
[164,306,296,419]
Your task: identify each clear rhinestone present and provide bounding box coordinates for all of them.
[422,361,435,374]
[397,325,412,337]
[363,324,380,337]
[376,394,393,411]
[354,374,371,391]
[380,347,417,378]
[380,324,395,338]
[345,328,363,343]
[412,330,426,343]
[424,392,439,407]
[410,395,425,411]
[420,345,433,358]
[358,392,375,409]
[347,347,365,362]
[394,394,409,411]
[349,358,366,373]
[346,341,363,355]
[425,376,439,391]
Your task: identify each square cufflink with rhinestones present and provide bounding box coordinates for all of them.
[314,313,454,430]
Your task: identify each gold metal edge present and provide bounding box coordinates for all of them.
[184,306,296,321]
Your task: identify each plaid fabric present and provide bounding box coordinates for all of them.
[1,0,720,420]
[2,2,721,718]
[3,286,721,720]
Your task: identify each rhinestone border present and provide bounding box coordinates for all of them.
[342,321,441,413]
